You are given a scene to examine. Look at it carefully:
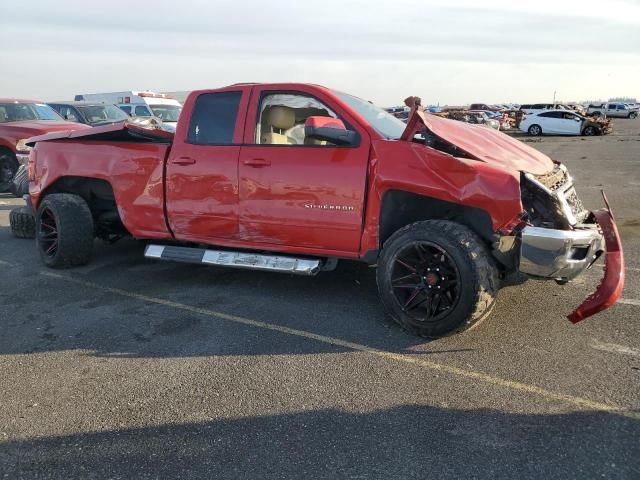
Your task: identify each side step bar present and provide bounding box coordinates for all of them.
[144,244,321,276]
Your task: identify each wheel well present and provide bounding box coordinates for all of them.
[379,190,496,248]
[0,146,17,160]
[40,176,128,236]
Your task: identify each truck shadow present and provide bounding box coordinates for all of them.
[2,405,638,479]
[0,226,460,359]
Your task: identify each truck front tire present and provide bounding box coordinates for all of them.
[36,193,94,268]
[377,220,499,338]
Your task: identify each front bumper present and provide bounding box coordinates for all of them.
[518,207,624,323]
[519,224,603,281]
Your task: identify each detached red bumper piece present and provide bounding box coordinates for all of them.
[568,208,625,323]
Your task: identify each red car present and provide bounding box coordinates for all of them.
[0,100,88,194]
[22,83,623,337]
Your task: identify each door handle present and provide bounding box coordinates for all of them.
[243,158,271,167]
[172,156,196,166]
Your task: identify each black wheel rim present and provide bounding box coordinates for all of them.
[390,241,461,324]
[39,207,59,258]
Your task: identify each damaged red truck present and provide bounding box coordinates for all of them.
[23,83,624,337]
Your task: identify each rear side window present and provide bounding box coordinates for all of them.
[539,111,562,118]
[188,91,241,145]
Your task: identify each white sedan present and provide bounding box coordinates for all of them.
[520,109,599,136]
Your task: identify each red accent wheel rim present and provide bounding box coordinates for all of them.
[39,207,58,258]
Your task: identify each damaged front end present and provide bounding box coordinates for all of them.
[518,165,624,322]
[401,107,624,323]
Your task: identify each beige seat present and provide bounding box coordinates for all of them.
[261,106,297,145]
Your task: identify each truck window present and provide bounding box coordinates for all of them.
[256,93,346,146]
[119,105,132,115]
[187,91,241,145]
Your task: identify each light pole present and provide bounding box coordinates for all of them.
[553,90,557,106]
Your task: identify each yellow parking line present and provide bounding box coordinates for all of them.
[40,271,640,421]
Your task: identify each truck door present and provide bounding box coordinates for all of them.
[238,87,369,254]
[166,88,250,242]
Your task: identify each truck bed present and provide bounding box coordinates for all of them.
[29,122,174,239]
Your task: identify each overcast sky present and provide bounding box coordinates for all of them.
[1,0,639,106]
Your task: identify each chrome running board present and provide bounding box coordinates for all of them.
[144,244,321,276]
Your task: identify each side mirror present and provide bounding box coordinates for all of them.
[304,116,357,146]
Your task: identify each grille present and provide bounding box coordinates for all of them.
[563,187,589,223]
[523,165,589,227]
[534,165,569,192]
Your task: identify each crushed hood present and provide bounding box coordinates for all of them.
[401,109,554,175]
[26,121,174,146]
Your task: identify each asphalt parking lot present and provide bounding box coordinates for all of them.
[1,119,639,479]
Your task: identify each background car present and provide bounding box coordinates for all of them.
[469,103,502,111]
[587,102,638,118]
[0,100,88,194]
[48,101,130,126]
[520,109,601,136]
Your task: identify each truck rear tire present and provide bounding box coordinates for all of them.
[9,206,35,239]
[36,193,94,268]
[376,220,499,338]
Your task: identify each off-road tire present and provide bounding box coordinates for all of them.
[9,206,35,239]
[10,164,29,197]
[528,124,542,136]
[377,220,499,338]
[0,149,18,193]
[36,193,94,268]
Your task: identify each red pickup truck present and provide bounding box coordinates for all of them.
[23,83,624,337]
